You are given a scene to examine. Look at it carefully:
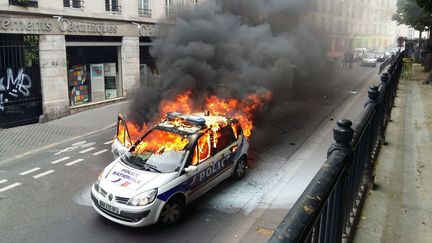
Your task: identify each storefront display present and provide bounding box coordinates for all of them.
[66,43,121,107]
[68,65,89,106]
[104,63,117,99]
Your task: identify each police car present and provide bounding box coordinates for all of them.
[91,112,249,227]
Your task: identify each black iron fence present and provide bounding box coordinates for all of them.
[269,51,405,243]
[0,34,42,128]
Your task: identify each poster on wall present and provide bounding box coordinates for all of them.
[90,64,105,102]
[104,63,117,99]
[68,65,89,106]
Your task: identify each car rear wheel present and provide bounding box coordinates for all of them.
[232,156,247,180]
[159,197,184,225]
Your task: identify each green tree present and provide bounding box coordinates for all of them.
[417,0,432,13]
[393,0,431,32]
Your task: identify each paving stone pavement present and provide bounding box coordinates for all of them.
[0,101,130,164]
[354,64,432,242]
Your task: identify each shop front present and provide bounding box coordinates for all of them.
[66,36,123,107]
[0,13,167,125]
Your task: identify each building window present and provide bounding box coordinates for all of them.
[138,0,152,17]
[165,0,173,17]
[106,0,121,13]
[9,0,38,7]
[64,0,83,8]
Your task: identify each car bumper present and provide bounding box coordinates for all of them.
[91,184,162,227]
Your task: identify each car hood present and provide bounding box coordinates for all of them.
[102,160,177,192]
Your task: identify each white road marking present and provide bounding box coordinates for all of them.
[0,179,8,185]
[33,170,55,179]
[0,182,21,192]
[104,140,113,145]
[92,149,108,156]
[19,167,41,176]
[79,147,96,154]
[65,159,84,166]
[50,156,71,164]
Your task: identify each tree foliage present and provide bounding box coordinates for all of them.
[417,0,432,13]
[393,0,432,31]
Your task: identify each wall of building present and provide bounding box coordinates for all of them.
[39,34,70,121]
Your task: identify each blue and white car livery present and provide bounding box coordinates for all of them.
[91,112,249,227]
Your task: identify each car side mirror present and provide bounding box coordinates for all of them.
[184,165,198,173]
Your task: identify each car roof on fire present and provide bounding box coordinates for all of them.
[156,112,232,135]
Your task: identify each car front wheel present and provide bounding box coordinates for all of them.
[159,197,184,225]
[232,156,247,180]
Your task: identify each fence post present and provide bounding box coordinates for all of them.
[327,119,354,159]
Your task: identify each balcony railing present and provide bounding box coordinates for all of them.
[138,8,152,18]
[64,0,84,9]
[9,0,38,7]
[106,4,122,14]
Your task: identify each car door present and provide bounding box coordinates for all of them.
[188,132,216,201]
[210,125,239,184]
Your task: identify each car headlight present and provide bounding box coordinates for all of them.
[94,171,103,191]
[127,189,158,206]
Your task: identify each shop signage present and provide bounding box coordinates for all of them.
[0,16,168,37]
[58,19,118,34]
[0,19,52,32]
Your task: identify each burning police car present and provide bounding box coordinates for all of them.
[91,112,249,227]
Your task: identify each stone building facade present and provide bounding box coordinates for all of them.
[310,0,397,58]
[0,0,201,127]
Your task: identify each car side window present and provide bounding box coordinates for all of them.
[191,132,211,165]
[214,126,237,152]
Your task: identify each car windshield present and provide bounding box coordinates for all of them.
[120,129,189,173]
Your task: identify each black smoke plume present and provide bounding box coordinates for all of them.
[128,0,328,125]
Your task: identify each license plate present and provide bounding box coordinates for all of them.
[99,200,119,214]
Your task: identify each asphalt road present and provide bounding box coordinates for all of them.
[0,64,378,243]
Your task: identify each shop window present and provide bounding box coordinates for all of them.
[9,0,38,7]
[106,0,121,13]
[64,0,83,8]
[138,0,152,17]
[66,45,122,107]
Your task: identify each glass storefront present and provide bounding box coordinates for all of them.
[66,36,122,106]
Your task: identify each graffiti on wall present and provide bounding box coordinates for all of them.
[0,68,33,112]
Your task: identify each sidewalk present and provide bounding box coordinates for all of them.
[0,101,130,165]
[354,64,432,242]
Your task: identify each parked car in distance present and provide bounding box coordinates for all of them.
[361,54,377,67]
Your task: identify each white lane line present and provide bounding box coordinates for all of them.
[65,159,84,166]
[33,170,55,179]
[0,182,22,192]
[19,167,41,176]
[79,147,96,154]
[92,149,108,156]
[0,179,8,185]
[104,140,113,145]
[50,156,71,164]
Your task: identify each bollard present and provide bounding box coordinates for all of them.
[327,119,354,160]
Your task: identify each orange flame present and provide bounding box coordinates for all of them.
[116,89,272,151]
[134,129,188,153]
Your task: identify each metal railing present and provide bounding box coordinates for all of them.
[138,8,152,17]
[106,4,121,13]
[269,51,405,243]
